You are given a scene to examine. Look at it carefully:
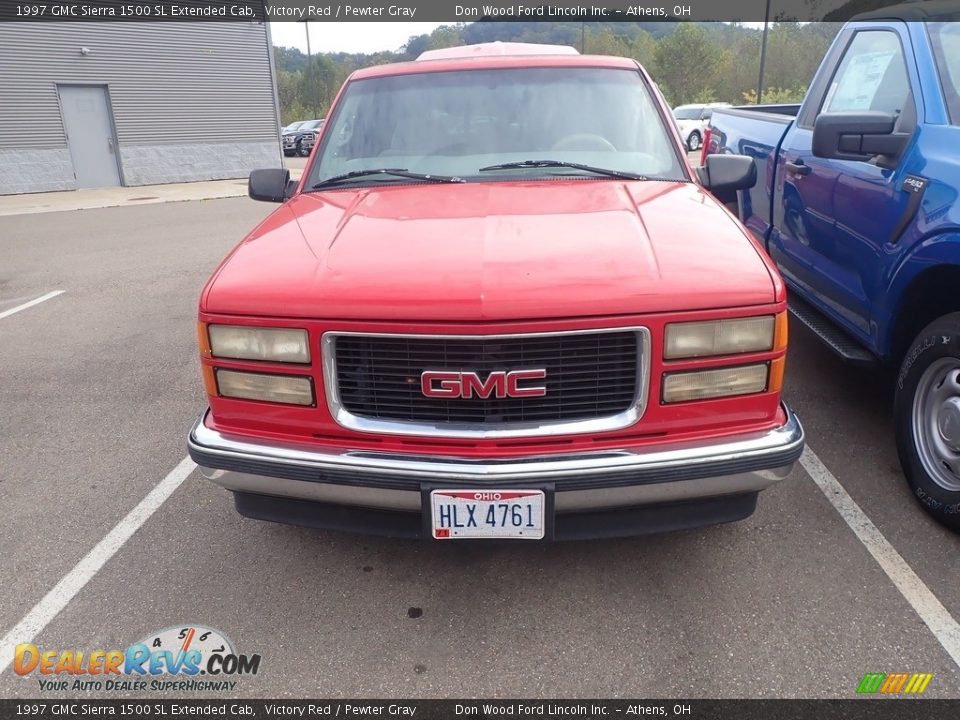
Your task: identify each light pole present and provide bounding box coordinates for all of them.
[301,20,317,117]
[756,0,771,104]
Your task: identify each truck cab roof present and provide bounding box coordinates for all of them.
[853,0,960,21]
[416,42,579,61]
[349,46,638,81]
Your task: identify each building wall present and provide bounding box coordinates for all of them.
[0,149,77,194]
[0,22,281,194]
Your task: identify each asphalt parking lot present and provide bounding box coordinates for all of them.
[1,194,958,699]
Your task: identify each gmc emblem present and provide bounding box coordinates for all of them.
[420,369,547,399]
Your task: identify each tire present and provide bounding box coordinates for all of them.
[283,150,294,157]
[894,312,960,531]
[687,131,701,152]
[297,141,309,157]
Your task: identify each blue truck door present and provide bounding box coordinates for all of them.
[770,25,919,344]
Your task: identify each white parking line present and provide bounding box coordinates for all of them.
[800,446,960,669]
[2,443,957,677]
[0,456,197,675]
[0,290,65,321]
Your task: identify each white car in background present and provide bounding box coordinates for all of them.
[672,103,730,152]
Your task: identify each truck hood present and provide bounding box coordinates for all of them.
[204,180,776,321]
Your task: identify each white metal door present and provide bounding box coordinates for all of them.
[58,85,121,188]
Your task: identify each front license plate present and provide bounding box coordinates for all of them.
[430,489,545,540]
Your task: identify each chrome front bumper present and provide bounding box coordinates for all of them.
[188,405,804,514]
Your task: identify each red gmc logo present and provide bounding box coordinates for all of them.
[420,369,547,399]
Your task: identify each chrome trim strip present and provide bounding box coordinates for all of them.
[320,327,651,439]
[553,469,791,511]
[189,404,802,482]
[198,468,420,511]
[197,468,791,513]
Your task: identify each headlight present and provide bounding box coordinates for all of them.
[664,316,775,360]
[216,370,314,406]
[662,364,768,403]
[208,325,310,363]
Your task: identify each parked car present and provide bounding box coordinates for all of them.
[281,120,308,135]
[707,1,960,530]
[188,42,804,541]
[282,119,324,157]
[300,119,324,156]
[673,103,730,152]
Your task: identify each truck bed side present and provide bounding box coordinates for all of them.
[707,106,798,245]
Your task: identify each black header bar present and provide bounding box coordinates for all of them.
[0,0,947,23]
[0,699,957,719]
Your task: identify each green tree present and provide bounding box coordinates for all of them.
[629,29,657,73]
[713,34,760,103]
[299,54,338,118]
[281,100,310,126]
[654,23,722,106]
[276,69,301,119]
[741,86,808,104]
[424,24,466,52]
[584,27,631,57]
[273,46,309,73]
[271,21,842,119]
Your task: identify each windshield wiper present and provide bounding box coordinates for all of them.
[478,160,647,181]
[310,168,465,190]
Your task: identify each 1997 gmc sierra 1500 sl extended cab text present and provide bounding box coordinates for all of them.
[708,2,960,530]
[186,43,805,540]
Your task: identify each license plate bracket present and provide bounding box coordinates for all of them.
[421,484,555,541]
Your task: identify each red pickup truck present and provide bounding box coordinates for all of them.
[187,43,804,540]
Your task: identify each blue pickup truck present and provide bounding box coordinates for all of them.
[708,3,960,530]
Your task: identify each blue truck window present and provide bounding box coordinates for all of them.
[822,31,910,116]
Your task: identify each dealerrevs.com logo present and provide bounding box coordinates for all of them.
[15,624,261,692]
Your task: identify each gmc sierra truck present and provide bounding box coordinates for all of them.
[187,42,804,540]
[708,3,960,530]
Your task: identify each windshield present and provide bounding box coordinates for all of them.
[308,67,685,187]
[283,122,305,133]
[672,107,701,120]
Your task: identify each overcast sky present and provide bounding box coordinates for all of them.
[270,22,446,53]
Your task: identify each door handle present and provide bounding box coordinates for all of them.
[785,160,812,177]
[889,175,928,245]
[107,137,115,155]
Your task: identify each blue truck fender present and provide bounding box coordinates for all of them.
[882,232,960,362]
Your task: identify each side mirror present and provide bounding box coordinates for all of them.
[249,168,291,203]
[696,154,757,196]
[812,111,907,164]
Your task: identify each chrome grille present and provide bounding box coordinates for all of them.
[323,329,649,438]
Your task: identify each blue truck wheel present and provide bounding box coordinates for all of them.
[895,313,960,532]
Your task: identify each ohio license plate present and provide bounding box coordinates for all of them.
[430,489,545,540]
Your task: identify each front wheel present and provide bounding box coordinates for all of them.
[894,313,960,531]
[297,141,309,157]
[687,131,701,152]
